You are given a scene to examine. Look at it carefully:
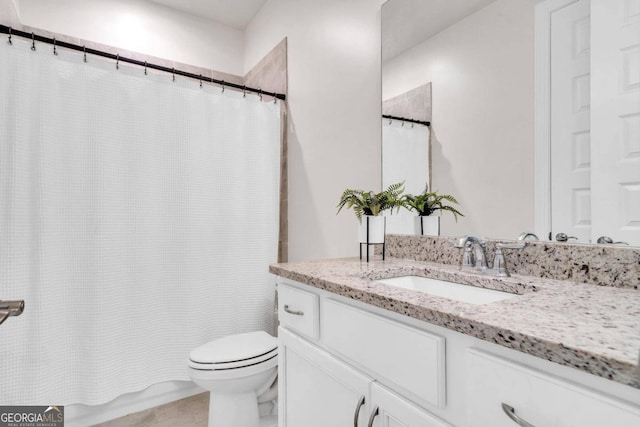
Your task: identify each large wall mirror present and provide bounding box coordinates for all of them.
[381,0,640,246]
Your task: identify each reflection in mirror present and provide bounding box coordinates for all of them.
[381,0,640,246]
[382,84,432,234]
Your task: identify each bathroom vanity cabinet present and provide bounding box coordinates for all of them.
[276,276,640,427]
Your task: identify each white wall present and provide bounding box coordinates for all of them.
[245,0,385,261]
[14,0,244,75]
[383,0,535,240]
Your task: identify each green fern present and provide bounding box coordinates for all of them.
[337,182,408,222]
[403,184,463,222]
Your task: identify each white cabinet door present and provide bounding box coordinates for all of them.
[278,328,372,427]
[467,349,640,427]
[591,0,640,246]
[367,383,452,427]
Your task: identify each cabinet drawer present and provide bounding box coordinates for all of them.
[322,299,445,408]
[467,349,640,427]
[277,281,319,340]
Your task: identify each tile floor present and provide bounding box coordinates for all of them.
[93,393,209,427]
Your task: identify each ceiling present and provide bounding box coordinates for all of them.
[382,0,497,62]
[149,0,268,30]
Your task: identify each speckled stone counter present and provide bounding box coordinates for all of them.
[269,257,640,390]
[383,235,640,289]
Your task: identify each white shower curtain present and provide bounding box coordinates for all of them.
[382,119,430,234]
[0,38,281,405]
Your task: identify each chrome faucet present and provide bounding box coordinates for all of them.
[455,236,488,272]
[455,237,526,277]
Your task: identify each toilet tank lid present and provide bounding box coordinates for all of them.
[189,331,277,364]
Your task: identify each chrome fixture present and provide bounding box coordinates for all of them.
[353,395,365,427]
[517,232,539,241]
[0,299,24,326]
[455,237,526,277]
[455,236,488,272]
[555,232,577,242]
[596,236,628,245]
[283,305,304,316]
[501,403,536,427]
[492,242,526,277]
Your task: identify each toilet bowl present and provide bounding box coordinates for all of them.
[188,331,278,427]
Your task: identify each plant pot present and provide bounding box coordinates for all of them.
[414,215,440,236]
[358,215,386,244]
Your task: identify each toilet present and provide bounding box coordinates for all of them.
[188,331,278,427]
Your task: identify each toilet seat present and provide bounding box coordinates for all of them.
[189,331,277,371]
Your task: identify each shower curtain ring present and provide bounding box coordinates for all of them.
[172,68,175,82]
[144,61,147,75]
[221,80,225,93]
[243,86,247,98]
[30,32,36,51]
[199,74,203,88]
[258,88,263,101]
[53,38,58,55]
[7,27,12,45]
[83,46,87,62]
[274,95,277,104]
[116,54,119,70]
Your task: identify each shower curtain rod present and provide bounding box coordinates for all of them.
[0,25,286,101]
[383,115,430,126]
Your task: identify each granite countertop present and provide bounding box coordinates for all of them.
[269,257,640,390]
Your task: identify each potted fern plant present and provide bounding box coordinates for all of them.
[337,182,407,248]
[403,186,463,236]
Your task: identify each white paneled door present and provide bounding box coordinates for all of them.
[591,0,640,246]
[550,0,592,243]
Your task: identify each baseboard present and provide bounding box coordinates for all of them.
[65,381,204,427]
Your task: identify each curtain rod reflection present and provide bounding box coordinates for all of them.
[383,115,430,126]
[0,25,286,101]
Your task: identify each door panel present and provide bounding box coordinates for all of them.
[591,0,640,245]
[551,0,592,242]
[279,328,371,427]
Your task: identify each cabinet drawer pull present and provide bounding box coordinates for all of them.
[353,395,365,426]
[367,406,379,427]
[284,304,304,316]
[502,403,536,427]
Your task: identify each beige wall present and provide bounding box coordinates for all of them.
[383,0,536,240]
[245,0,385,261]
[14,0,245,75]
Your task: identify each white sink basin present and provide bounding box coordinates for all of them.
[375,275,519,305]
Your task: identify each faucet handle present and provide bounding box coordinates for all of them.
[492,242,525,277]
[461,241,475,269]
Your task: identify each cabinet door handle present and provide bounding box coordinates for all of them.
[367,406,379,427]
[502,403,536,427]
[283,304,304,316]
[353,395,365,427]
